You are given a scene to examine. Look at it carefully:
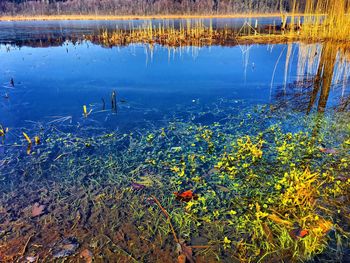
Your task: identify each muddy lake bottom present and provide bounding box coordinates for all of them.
[0,19,350,262]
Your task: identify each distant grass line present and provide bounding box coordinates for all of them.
[3,21,349,49]
[0,13,307,21]
[85,15,350,50]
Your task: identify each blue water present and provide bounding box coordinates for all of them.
[0,42,296,130]
[0,19,348,139]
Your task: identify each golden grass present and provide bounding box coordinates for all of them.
[1,1,349,45]
[84,20,323,49]
[301,0,350,41]
[87,20,235,47]
[79,0,350,49]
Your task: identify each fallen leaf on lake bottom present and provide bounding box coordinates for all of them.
[178,254,186,263]
[31,203,46,217]
[289,227,309,239]
[174,190,198,202]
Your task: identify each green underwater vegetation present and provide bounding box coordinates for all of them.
[0,98,349,262]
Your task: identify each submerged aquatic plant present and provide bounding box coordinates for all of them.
[22,132,32,144]
[0,98,349,262]
[0,124,8,143]
[83,105,92,117]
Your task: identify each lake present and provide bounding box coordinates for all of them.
[0,19,349,262]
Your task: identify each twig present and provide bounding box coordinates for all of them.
[54,153,69,161]
[21,233,34,256]
[151,195,179,243]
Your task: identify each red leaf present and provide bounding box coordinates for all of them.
[298,229,309,238]
[289,228,308,239]
[31,203,46,217]
[174,190,198,202]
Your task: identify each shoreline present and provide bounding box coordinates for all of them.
[0,13,303,22]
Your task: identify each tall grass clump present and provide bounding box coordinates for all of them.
[90,20,238,47]
[302,0,350,41]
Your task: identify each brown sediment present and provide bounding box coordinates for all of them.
[0,183,177,262]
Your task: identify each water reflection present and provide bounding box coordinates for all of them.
[1,21,350,133]
[273,42,350,113]
[0,18,299,48]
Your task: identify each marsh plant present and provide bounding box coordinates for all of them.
[0,98,349,262]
